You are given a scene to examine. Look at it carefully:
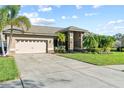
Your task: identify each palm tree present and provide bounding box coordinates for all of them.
[102,36,115,52]
[83,33,98,49]
[0,7,8,56]
[95,35,115,52]
[100,36,115,47]
[57,32,66,46]
[5,5,31,55]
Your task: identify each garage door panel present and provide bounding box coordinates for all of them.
[15,40,46,54]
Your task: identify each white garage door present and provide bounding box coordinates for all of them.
[15,40,47,53]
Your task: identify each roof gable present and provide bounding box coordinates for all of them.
[61,26,88,32]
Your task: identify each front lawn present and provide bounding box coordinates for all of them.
[0,57,19,82]
[59,52,124,66]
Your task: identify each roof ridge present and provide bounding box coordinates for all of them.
[32,25,63,29]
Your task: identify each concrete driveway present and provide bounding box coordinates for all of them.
[1,54,124,88]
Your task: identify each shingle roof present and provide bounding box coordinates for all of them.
[27,25,62,34]
[3,25,62,36]
[61,26,88,32]
[3,25,88,36]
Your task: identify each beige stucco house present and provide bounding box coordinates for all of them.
[2,25,88,55]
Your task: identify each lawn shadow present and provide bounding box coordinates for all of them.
[0,80,22,88]
[22,79,45,88]
[0,79,45,88]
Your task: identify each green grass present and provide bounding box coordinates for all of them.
[0,57,19,82]
[59,52,124,66]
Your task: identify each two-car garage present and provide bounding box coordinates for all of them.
[15,39,47,54]
[8,35,55,54]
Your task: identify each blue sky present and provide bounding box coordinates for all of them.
[19,5,124,35]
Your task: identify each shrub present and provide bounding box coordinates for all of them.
[94,48,103,54]
[94,48,111,54]
[55,46,66,53]
[87,48,111,54]
[103,47,111,53]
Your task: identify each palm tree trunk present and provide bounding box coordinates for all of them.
[0,32,6,56]
[6,25,13,55]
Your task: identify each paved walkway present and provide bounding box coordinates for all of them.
[105,65,124,71]
[1,54,124,88]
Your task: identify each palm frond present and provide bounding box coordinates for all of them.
[0,7,8,31]
[12,16,31,32]
[4,5,20,20]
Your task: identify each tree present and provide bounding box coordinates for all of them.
[83,33,115,53]
[5,5,31,55]
[57,32,66,46]
[103,36,115,49]
[0,7,8,56]
[97,35,115,52]
[83,33,98,49]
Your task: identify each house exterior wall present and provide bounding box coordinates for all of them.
[74,32,80,49]
[67,31,84,52]
[121,38,124,47]
[6,34,54,55]
[74,32,84,50]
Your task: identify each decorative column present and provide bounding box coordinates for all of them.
[68,32,74,52]
[74,32,83,50]
[80,32,84,49]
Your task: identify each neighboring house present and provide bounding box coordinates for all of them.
[114,37,124,48]
[114,40,122,48]
[121,36,124,47]
[3,25,88,55]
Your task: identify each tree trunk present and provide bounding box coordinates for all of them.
[6,25,13,55]
[0,32,6,56]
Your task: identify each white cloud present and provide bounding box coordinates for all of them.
[30,18,55,25]
[117,20,124,23]
[95,19,124,35]
[54,5,61,8]
[107,20,124,25]
[84,13,97,16]
[107,21,116,25]
[114,26,124,29]
[61,15,78,20]
[21,11,55,25]
[38,6,52,12]
[75,5,82,9]
[72,15,78,19]
[93,5,103,9]
[22,12,38,18]
[61,16,67,19]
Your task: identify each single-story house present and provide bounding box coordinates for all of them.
[3,25,88,55]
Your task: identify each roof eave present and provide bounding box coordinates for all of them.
[3,32,56,37]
